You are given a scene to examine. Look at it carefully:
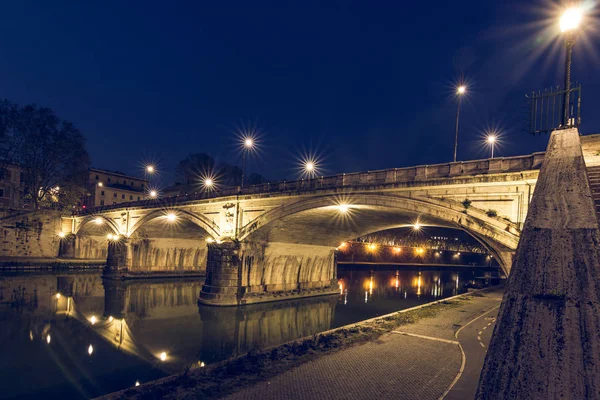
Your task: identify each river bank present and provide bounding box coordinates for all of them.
[0,256,104,270]
[99,286,503,400]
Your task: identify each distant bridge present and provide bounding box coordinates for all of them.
[57,134,600,305]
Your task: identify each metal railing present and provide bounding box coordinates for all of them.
[78,152,544,215]
[527,84,581,135]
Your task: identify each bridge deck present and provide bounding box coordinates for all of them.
[80,152,544,214]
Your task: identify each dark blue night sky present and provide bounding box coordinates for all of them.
[0,1,598,184]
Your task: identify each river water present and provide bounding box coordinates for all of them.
[0,266,499,399]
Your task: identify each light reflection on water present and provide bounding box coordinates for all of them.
[0,266,498,399]
[333,266,498,327]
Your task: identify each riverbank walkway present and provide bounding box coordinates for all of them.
[224,288,503,400]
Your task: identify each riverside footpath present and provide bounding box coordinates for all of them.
[101,288,503,400]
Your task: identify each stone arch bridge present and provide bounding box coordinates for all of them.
[58,149,568,306]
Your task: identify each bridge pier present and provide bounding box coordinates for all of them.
[58,234,76,258]
[199,241,338,306]
[104,239,132,278]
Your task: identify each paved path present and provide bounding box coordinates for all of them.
[444,306,499,400]
[224,289,503,400]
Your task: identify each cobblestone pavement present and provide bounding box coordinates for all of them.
[225,289,503,400]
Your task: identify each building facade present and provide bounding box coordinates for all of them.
[0,164,25,209]
[86,168,148,208]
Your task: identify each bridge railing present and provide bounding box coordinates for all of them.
[80,152,545,214]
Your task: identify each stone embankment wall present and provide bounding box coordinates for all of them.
[74,235,107,259]
[128,238,207,272]
[199,241,338,306]
[240,242,336,292]
[0,210,63,258]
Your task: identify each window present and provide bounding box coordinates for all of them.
[137,196,140,201]
[101,191,105,196]
[0,188,4,197]
[113,193,117,198]
[129,195,133,200]
[20,173,24,183]
[0,169,6,180]
[95,175,99,180]
[100,200,104,205]
[141,184,144,190]
[108,177,111,183]
[130,181,134,186]
[121,194,125,199]
[123,180,126,185]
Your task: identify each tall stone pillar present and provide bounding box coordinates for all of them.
[476,128,600,399]
[198,241,241,306]
[104,239,131,278]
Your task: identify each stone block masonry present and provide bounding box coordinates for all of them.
[476,128,600,399]
[0,210,62,257]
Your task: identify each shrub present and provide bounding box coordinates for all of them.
[486,209,498,217]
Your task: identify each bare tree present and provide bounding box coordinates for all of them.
[0,101,90,209]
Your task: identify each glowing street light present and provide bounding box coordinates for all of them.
[487,135,497,158]
[88,344,94,355]
[204,178,213,188]
[160,352,167,361]
[58,232,66,238]
[337,204,350,214]
[453,85,467,162]
[413,222,421,231]
[149,190,158,199]
[146,165,155,174]
[559,5,583,127]
[560,6,582,33]
[107,233,114,240]
[166,213,177,222]
[90,316,97,325]
[94,217,103,225]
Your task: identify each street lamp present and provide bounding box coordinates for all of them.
[487,135,496,158]
[146,165,155,174]
[560,5,582,127]
[149,190,158,199]
[240,137,255,188]
[454,85,467,162]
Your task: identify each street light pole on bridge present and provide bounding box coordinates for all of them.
[453,85,466,162]
[560,5,582,127]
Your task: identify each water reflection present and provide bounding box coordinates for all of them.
[334,266,499,327]
[0,273,337,399]
[0,266,498,399]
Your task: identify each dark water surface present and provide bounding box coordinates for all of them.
[0,266,499,399]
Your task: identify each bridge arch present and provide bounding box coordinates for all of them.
[75,215,121,236]
[239,194,520,274]
[128,209,220,239]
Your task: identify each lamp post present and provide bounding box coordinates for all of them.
[487,135,496,158]
[453,85,466,162]
[559,5,582,127]
[240,138,254,188]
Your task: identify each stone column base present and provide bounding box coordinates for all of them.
[198,241,241,306]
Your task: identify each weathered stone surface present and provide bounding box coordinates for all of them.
[0,210,62,257]
[199,241,338,306]
[476,128,600,400]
